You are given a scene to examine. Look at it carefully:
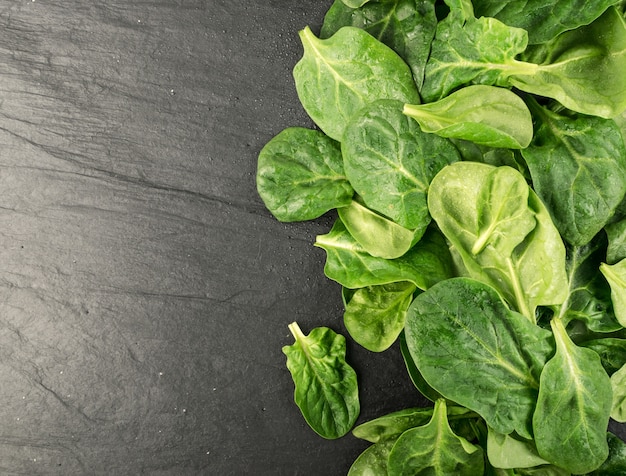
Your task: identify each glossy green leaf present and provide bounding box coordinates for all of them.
[421,1,536,102]
[533,318,612,474]
[521,100,626,246]
[472,0,620,44]
[387,399,485,476]
[256,127,353,222]
[428,161,568,321]
[611,363,626,422]
[601,260,626,327]
[338,200,419,259]
[404,85,533,149]
[404,277,555,439]
[487,428,549,469]
[580,338,626,376]
[399,331,443,402]
[282,322,360,439]
[315,217,454,290]
[321,0,437,89]
[588,432,626,474]
[511,7,626,118]
[348,438,396,476]
[342,99,460,232]
[606,218,626,264]
[293,26,420,141]
[343,282,416,352]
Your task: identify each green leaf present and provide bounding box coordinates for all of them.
[404,85,533,149]
[404,277,555,439]
[486,428,549,469]
[343,282,416,352]
[601,259,626,327]
[510,7,626,119]
[472,0,621,44]
[321,0,437,89]
[588,432,626,474]
[606,218,626,264]
[348,438,396,476]
[428,161,568,321]
[521,100,626,247]
[293,26,420,141]
[533,318,612,474]
[611,363,626,422]
[580,338,626,376]
[315,217,454,290]
[387,399,485,476]
[338,200,419,259]
[399,331,443,402]
[282,322,360,439]
[256,127,353,222]
[342,99,460,233]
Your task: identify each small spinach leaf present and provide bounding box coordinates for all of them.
[611,363,626,422]
[580,338,626,376]
[533,318,612,474]
[606,218,626,264]
[600,259,626,327]
[342,99,460,233]
[486,428,549,469]
[256,127,353,222]
[282,322,360,439]
[404,85,533,149]
[387,399,485,476]
[293,26,420,141]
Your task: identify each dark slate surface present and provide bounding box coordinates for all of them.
[0,1,424,474]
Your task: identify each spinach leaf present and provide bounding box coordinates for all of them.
[606,218,626,264]
[348,438,396,476]
[521,99,626,247]
[342,99,460,233]
[338,199,419,259]
[420,0,536,102]
[321,0,437,89]
[403,85,533,149]
[580,338,626,376]
[404,277,555,439]
[343,281,416,352]
[282,322,360,439]
[600,260,626,327]
[611,363,626,422]
[256,127,353,222]
[293,26,420,141]
[589,432,626,474]
[315,217,454,290]
[428,161,568,321]
[533,318,612,474]
[399,331,443,402]
[510,7,626,119]
[472,0,620,44]
[387,399,485,476]
[486,428,549,469]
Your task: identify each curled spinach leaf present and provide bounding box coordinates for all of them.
[293,26,420,141]
[282,322,360,439]
[256,127,353,222]
[403,85,533,149]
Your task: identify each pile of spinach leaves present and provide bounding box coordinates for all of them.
[256,0,626,473]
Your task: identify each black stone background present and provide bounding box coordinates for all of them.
[0,1,623,475]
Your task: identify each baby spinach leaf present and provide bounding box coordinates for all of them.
[256,127,353,222]
[403,85,533,149]
[510,7,626,119]
[282,322,360,439]
[472,0,620,44]
[321,0,437,90]
[601,260,626,327]
[606,218,626,264]
[533,318,612,474]
[342,99,460,233]
[420,0,536,102]
[399,331,443,402]
[343,282,416,352]
[348,438,396,476]
[404,277,555,439]
[611,363,626,422]
[428,161,568,321]
[293,26,420,141]
[521,100,626,247]
[338,200,419,259]
[580,338,626,376]
[315,218,454,290]
[487,428,549,469]
[387,399,485,476]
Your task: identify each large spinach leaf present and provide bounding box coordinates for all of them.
[315,218,454,290]
[282,322,360,439]
[293,26,420,141]
[403,85,533,149]
[387,399,485,476]
[521,99,626,246]
[256,127,353,222]
[428,161,568,321]
[321,0,437,89]
[342,99,460,234]
[404,277,555,439]
[533,318,612,474]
